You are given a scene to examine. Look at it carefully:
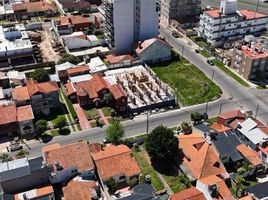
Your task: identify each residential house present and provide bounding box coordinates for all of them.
[0,157,50,194]
[12,1,57,20]
[0,104,34,136]
[92,144,141,185]
[66,65,90,77]
[135,37,171,63]
[106,54,134,64]
[55,61,76,82]
[170,187,206,200]
[245,181,268,200]
[57,0,91,13]
[235,118,268,150]
[216,109,247,129]
[211,130,244,166]
[12,80,60,115]
[177,132,226,180]
[14,185,55,200]
[198,0,268,47]
[196,175,235,200]
[231,43,268,81]
[42,142,101,200]
[65,74,128,112]
[53,15,91,35]
[115,183,160,200]
[236,144,263,168]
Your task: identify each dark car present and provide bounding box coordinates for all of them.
[172,31,179,38]
[207,59,214,66]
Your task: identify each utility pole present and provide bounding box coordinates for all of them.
[219,102,222,115]
[205,101,208,115]
[255,105,260,119]
[211,69,215,81]
[182,45,184,58]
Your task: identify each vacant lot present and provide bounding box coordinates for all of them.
[152,54,222,106]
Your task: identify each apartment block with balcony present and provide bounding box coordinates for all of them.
[198,0,268,47]
[160,0,201,23]
[100,0,159,54]
[231,43,268,81]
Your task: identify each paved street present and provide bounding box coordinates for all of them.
[202,0,268,14]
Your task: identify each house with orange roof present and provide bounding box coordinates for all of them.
[216,109,246,129]
[0,104,34,136]
[135,37,171,63]
[14,185,54,200]
[92,144,141,186]
[12,80,60,115]
[236,144,263,167]
[198,0,268,47]
[170,187,206,200]
[196,175,235,200]
[177,132,226,180]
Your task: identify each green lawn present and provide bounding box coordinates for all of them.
[102,107,111,116]
[132,150,164,191]
[207,116,217,125]
[163,175,191,193]
[200,50,211,58]
[212,59,250,87]
[151,54,222,106]
[84,108,99,120]
[90,119,104,128]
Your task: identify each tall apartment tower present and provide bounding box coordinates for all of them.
[100,0,159,54]
[160,0,201,23]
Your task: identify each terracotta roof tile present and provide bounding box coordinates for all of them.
[13,2,56,13]
[106,54,134,64]
[92,145,141,181]
[12,86,30,101]
[177,132,226,179]
[219,110,246,120]
[136,37,170,54]
[236,144,262,166]
[171,187,206,200]
[16,105,34,122]
[88,143,101,153]
[211,122,231,133]
[204,9,266,19]
[36,185,54,196]
[56,15,90,26]
[0,104,17,125]
[62,179,96,200]
[199,175,233,200]
[109,84,126,100]
[43,142,94,172]
[67,65,90,76]
[65,82,76,96]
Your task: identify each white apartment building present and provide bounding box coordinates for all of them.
[198,0,268,47]
[100,0,159,54]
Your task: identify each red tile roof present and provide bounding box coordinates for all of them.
[219,110,246,120]
[106,54,134,64]
[236,144,262,166]
[136,37,170,54]
[12,80,59,101]
[211,123,231,133]
[43,142,94,172]
[204,9,267,19]
[199,175,234,200]
[65,82,76,96]
[171,187,206,200]
[16,105,34,122]
[56,15,90,26]
[92,145,141,181]
[67,65,90,76]
[36,185,54,196]
[240,45,268,59]
[177,132,226,179]
[62,179,96,200]
[109,84,126,100]
[12,1,56,13]
[63,34,88,40]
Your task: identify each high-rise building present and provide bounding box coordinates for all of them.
[198,0,268,47]
[160,0,201,23]
[100,0,159,54]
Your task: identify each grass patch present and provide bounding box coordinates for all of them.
[200,50,211,58]
[102,107,111,116]
[50,129,59,137]
[163,175,191,193]
[212,59,250,87]
[51,115,67,126]
[90,119,104,128]
[151,53,222,106]
[132,150,164,191]
[84,108,99,120]
[96,34,105,39]
[60,90,77,119]
[207,116,217,125]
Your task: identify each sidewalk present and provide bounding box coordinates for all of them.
[97,109,109,125]
[73,104,91,130]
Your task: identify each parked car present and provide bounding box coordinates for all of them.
[195,49,200,53]
[207,59,214,66]
[102,136,110,144]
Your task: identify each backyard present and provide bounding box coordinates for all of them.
[151,53,222,106]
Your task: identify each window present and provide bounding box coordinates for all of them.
[119,175,126,180]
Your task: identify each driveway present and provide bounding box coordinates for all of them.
[73,104,91,130]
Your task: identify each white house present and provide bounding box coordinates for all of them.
[198,0,268,46]
[135,37,171,63]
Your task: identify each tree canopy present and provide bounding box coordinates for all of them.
[31,68,49,83]
[145,125,178,160]
[57,53,81,65]
[106,121,124,143]
[54,116,67,129]
[180,122,192,134]
[35,120,47,135]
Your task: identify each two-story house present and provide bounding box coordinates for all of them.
[12,80,60,115]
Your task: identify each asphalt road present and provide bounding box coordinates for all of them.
[202,0,268,14]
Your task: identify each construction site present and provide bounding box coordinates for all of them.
[105,65,176,113]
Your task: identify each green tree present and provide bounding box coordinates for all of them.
[145,125,178,160]
[16,149,29,159]
[103,92,114,105]
[35,120,47,135]
[181,122,192,134]
[31,68,49,83]
[106,121,124,143]
[190,112,203,124]
[106,177,117,194]
[55,116,67,129]
[0,153,12,162]
[57,53,81,65]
